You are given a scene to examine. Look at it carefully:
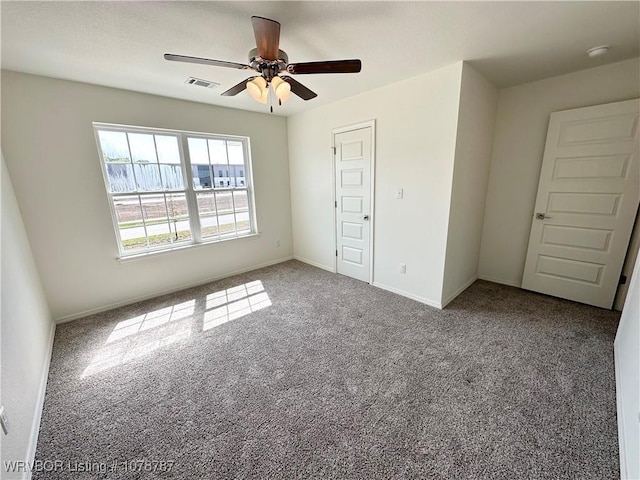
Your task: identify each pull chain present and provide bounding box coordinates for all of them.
[269,82,274,113]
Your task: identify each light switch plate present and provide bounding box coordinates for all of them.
[396,188,404,199]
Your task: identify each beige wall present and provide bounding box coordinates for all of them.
[288,63,463,306]
[1,71,293,321]
[1,155,54,472]
[442,63,498,305]
[479,58,640,288]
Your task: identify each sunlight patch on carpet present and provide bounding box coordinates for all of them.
[81,324,192,378]
[106,299,196,343]
[203,280,271,331]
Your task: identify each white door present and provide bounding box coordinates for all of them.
[334,125,373,283]
[522,99,640,309]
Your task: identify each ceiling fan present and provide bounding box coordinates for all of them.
[165,16,362,111]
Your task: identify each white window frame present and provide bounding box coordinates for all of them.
[93,123,258,258]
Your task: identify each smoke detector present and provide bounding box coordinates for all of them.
[185,77,220,88]
[587,45,610,58]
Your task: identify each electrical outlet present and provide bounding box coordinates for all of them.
[275,240,280,248]
[400,264,406,274]
[0,405,9,435]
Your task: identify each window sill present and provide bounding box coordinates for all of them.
[116,232,261,263]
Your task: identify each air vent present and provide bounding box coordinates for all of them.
[185,77,220,89]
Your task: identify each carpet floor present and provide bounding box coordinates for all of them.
[33,260,620,479]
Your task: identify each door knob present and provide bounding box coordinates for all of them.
[363,215,370,221]
[535,213,551,220]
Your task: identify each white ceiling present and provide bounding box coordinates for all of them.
[2,1,638,116]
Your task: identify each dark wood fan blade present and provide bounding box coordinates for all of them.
[221,77,255,96]
[164,53,250,70]
[282,76,317,101]
[286,59,361,75]
[251,16,280,60]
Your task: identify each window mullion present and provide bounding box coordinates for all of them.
[224,140,231,188]
[180,134,202,243]
[205,138,215,189]
[223,140,238,237]
[152,135,165,192]
[124,133,141,193]
[230,190,239,238]
[137,195,151,249]
[162,193,173,243]
[154,137,175,245]
[213,191,222,242]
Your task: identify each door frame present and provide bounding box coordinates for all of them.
[332,119,376,284]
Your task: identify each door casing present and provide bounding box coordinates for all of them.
[332,120,376,284]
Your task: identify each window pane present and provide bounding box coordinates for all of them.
[113,195,147,252]
[215,190,233,214]
[208,139,227,164]
[166,193,192,243]
[233,190,251,235]
[160,164,184,190]
[227,141,244,165]
[166,193,189,219]
[229,165,244,187]
[105,163,135,193]
[155,135,181,164]
[196,192,219,240]
[216,191,237,236]
[188,138,209,164]
[192,164,213,190]
[128,133,157,163]
[140,194,167,225]
[98,131,130,163]
[138,194,187,248]
[134,163,162,191]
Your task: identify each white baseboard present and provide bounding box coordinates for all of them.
[55,256,294,323]
[441,275,478,309]
[477,275,521,288]
[372,282,442,309]
[293,256,336,273]
[23,320,56,480]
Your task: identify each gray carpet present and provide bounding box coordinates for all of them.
[32,260,620,479]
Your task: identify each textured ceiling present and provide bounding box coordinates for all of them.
[2,1,638,116]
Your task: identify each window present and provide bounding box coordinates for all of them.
[94,124,256,257]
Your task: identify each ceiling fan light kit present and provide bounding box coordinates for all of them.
[271,76,292,105]
[247,76,268,104]
[165,16,361,112]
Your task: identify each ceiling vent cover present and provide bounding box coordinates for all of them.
[185,77,220,89]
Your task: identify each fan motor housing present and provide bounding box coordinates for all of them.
[249,48,288,77]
